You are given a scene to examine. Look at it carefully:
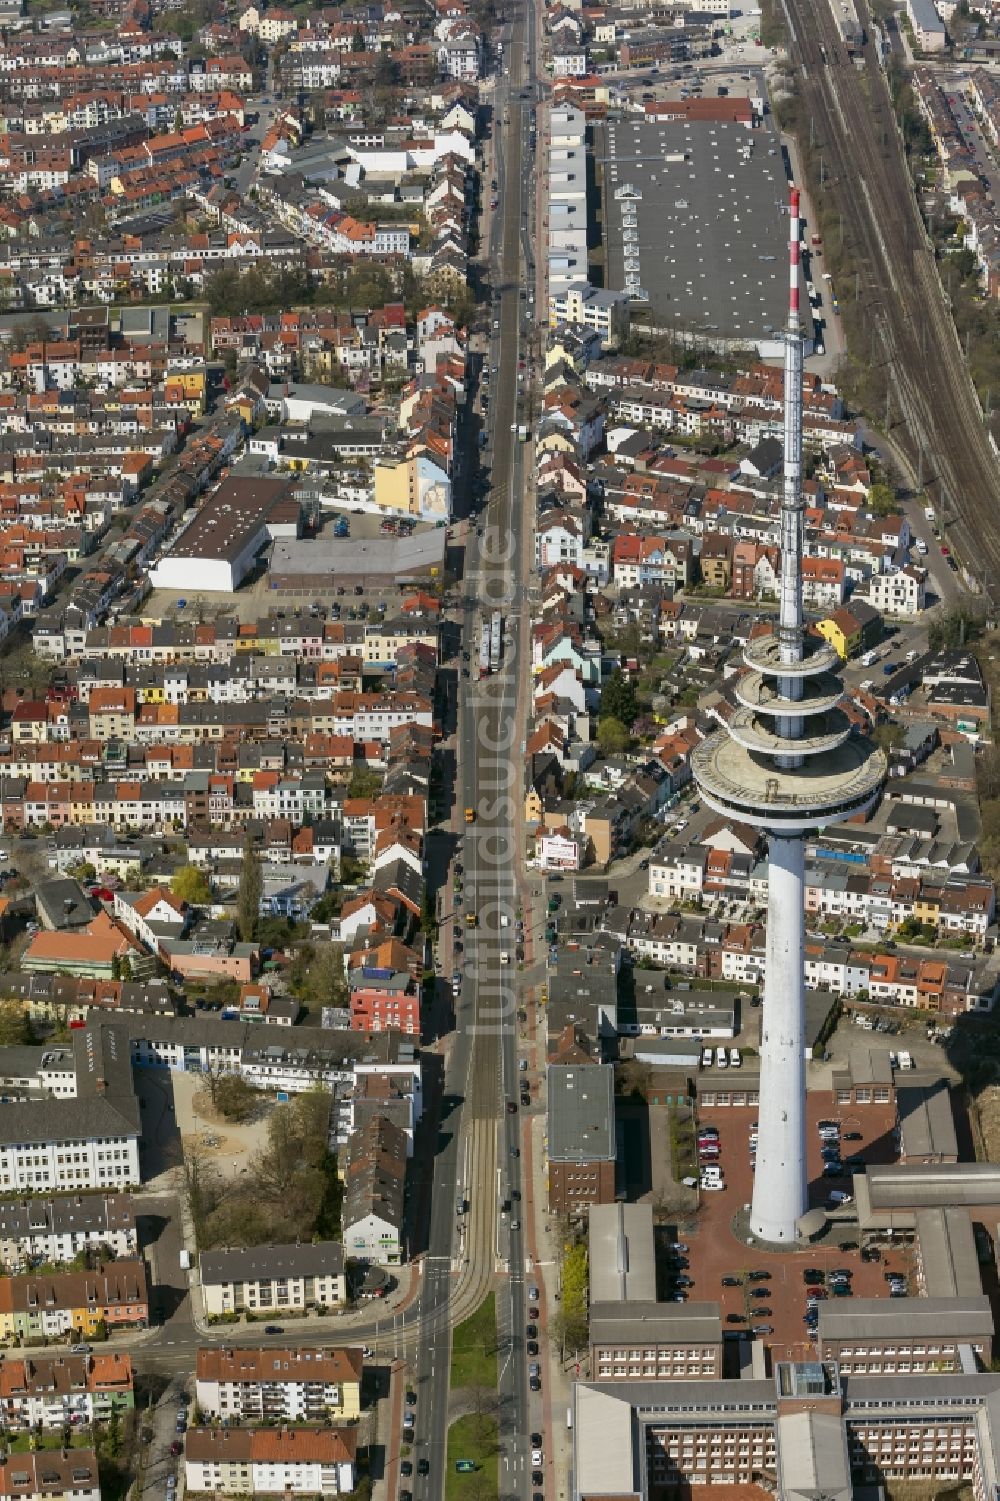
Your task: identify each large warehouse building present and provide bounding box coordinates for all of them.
[594,111,793,351]
[148,476,301,593]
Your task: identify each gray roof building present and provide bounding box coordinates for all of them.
[200,1241,345,1287]
[34,878,98,932]
[914,1207,983,1299]
[0,1193,136,1244]
[816,1295,994,1345]
[897,1079,959,1163]
[589,1301,722,1347]
[866,1162,1000,1212]
[589,1203,657,1304]
[593,113,791,348]
[547,1064,616,1164]
[0,1096,140,1148]
[776,1409,852,1501]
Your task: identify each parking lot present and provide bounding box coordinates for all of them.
[679,1091,913,1365]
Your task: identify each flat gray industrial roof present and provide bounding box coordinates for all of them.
[867,1163,1000,1209]
[914,1207,983,1298]
[594,114,791,345]
[547,1063,616,1162]
[817,1295,994,1342]
[269,530,446,579]
[897,1080,959,1162]
[589,1203,657,1304]
[776,1410,852,1501]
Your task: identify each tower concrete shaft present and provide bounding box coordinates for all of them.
[754,836,807,1242]
[691,183,886,1245]
[751,186,809,1243]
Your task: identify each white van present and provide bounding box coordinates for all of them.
[729,1048,741,1068]
[715,1046,728,1069]
[898,1050,914,1070]
[701,1047,713,1068]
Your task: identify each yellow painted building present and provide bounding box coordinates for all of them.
[815,610,862,661]
[165,370,207,416]
[373,454,450,520]
[913,892,941,927]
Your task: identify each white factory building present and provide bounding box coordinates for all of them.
[148,475,300,594]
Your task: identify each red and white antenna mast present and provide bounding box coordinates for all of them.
[777,183,805,731]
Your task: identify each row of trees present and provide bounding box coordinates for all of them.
[201,258,476,331]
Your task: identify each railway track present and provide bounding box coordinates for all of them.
[784,0,1000,601]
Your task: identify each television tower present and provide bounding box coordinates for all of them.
[691,186,886,1244]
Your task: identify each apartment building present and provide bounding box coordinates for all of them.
[348,968,420,1036]
[185,1428,357,1497]
[0,1098,141,1196]
[870,565,927,616]
[0,1261,149,1343]
[0,1449,101,1501]
[195,1347,362,1425]
[199,1243,346,1318]
[341,1115,406,1265]
[0,1024,141,1194]
[0,1353,134,1431]
[0,1194,137,1270]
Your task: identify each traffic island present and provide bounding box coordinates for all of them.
[447,1295,499,1501]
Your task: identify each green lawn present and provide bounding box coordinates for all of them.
[7,1434,92,1452]
[449,1294,497,1390]
[445,1414,499,1501]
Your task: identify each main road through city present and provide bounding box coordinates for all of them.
[414,0,540,1491]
